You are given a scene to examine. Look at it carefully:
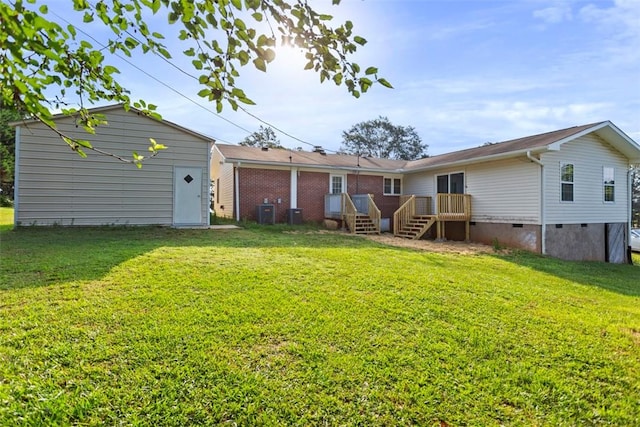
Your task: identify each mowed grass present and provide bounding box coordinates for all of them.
[1,211,639,425]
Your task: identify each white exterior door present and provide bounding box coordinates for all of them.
[174,166,203,225]
[329,175,345,212]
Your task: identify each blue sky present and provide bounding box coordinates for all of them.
[48,0,640,156]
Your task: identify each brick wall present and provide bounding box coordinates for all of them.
[346,174,400,220]
[297,171,329,222]
[238,168,290,222]
[237,168,401,224]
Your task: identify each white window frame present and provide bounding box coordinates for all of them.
[560,162,574,203]
[330,174,345,195]
[383,177,402,195]
[603,166,615,203]
[436,171,465,194]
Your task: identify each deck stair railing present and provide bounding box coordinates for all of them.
[341,193,380,234]
[394,194,471,240]
[366,194,381,234]
[341,193,358,233]
[394,196,436,239]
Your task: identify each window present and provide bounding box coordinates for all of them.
[383,177,402,195]
[436,172,464,194]
[330,175,344,195]
[560,163,574,202]
[603,167,615,202]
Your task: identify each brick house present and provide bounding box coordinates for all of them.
[210,144,405,225]
[211,122,640,263]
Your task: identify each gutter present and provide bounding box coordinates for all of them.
[222,158,404,175]
[527,151,545,255]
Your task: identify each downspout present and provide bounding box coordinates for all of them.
[13,126,20,229]
[290,167,298,209]
[628,167,633,263]
[527,151,545,255]
[207,142,213,226]
[234,162,241,222]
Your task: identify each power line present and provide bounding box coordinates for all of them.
[54,5,334,151]
[51,11,250,144]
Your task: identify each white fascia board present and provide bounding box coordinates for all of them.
[403,148,549,174]
[547,121,640,162]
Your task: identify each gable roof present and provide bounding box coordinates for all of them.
[404,121,640,171]
[215,144,406,173]
[404,122,602,171]
[12,104,215,143]
[216,121,640,172]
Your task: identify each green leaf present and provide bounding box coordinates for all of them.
[377,78,393,89]
[365,66,378,75]
[252,12,262,22]
[39,5,48,14]
[354,36,367,46]
[230,0,242,10]
[253,57,266,72]
[234,18,246,31]
[76,139,93,149]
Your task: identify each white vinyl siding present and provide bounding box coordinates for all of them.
[542,134,629,224]
[16,108,210,226]
[405,158,540,224]
[210,146,235,218]
[465,158,540,224]
[403,171,434,196]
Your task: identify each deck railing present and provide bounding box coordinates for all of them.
[437,193,471,220]
[342,193,358,233]
[394,195,415,235]
[366,194,381,233]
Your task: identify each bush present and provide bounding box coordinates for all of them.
[0,194,13,207]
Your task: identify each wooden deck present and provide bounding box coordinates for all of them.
[394,194,471,240]
[325,193,381,234]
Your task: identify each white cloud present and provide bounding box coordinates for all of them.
[578,0,640,63]
[533,5,573,24]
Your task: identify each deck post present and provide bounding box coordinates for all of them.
[465,220,470,242]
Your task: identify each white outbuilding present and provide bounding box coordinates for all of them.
[13,104,213,227]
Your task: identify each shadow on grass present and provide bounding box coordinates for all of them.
[495,250,640,297]
[0,224,382,291]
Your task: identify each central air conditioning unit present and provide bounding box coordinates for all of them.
[256,204,275,224]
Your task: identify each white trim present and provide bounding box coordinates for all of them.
[13,126,20,228]
[290,168,298,208]
[603,166,615,204]
[330,174,346,194]
[526,151,545,254]
[383,177,402,195]
[207,142,214,225]
[234,164,240,221]
[560,162,574,203]
[435,171,465,194]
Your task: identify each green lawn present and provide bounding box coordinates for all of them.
[1,210,639,425]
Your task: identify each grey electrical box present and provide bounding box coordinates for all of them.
[256,204,275,224]
[287,208,303,225]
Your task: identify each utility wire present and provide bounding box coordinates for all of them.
[51,11,249,144]
[65,3,335,152]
